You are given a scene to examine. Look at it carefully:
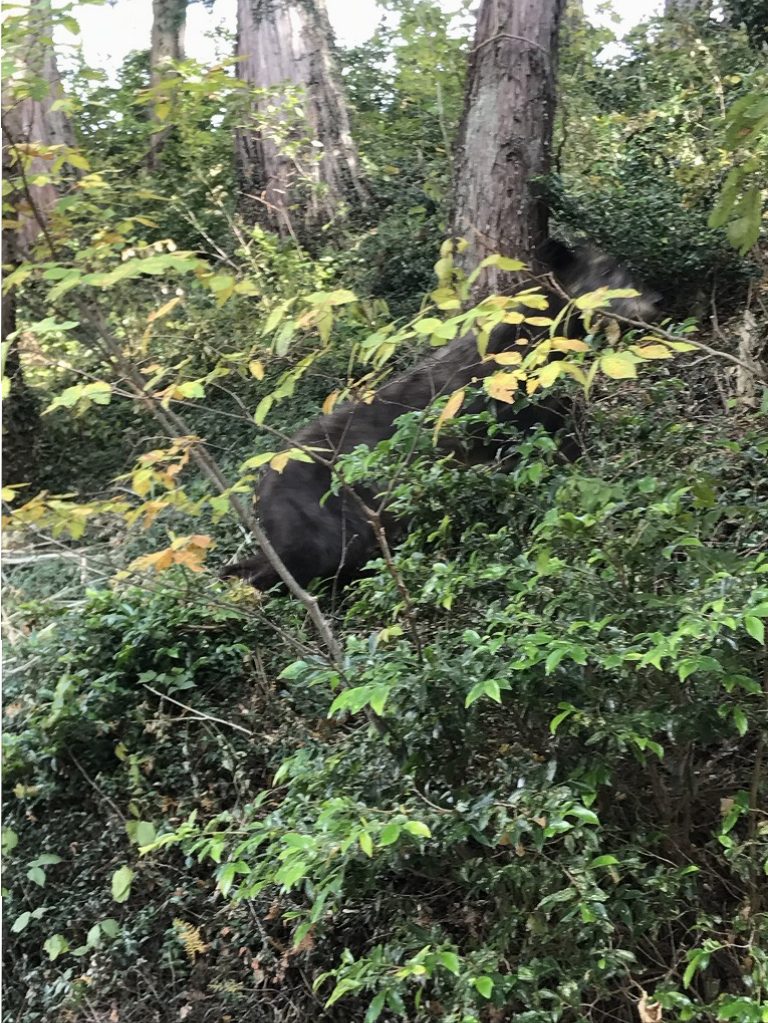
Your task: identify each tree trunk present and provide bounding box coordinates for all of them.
[1,0,75,484]
[148,0,187,168]
[2,0,75,255]
[235,0,368,246]
[452,0,565,298]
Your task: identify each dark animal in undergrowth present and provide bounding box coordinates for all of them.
[222,240,659,590]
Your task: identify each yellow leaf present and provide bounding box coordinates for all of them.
[492,351,522,365]
[502,311,525,325]
[249,360,265,380]
[538,362,563,388]
[600,352,638,379]
[604,319,621,345]
[514,293,549,310]
[173,919,207,959]
[557,361,588,386]
[550,338,589,353]
[486,372,520,404]
[433,388,465,439]
[322,390,340,415]
[65,151,90,171]
[132,468,154,498]
[574,288,610,311]
[269,448,314,474]
[664,341,698,352]
[630,344,673,360]
[148,296,182,324]
[524,316,554,327]
[187,534,212,549]
[130,548,175,573]
[173,549,206,572]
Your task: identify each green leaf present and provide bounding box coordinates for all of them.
[473,975,494,999]
[589,855,619,868]
[100,918,120,938]
[359,831,373,857]
[325,977,359,1007]
[717,997,763,1021]
[683,950,710,988]
[438,951,461,975]
[27,865,46,887]
[264,299,294,333]
[565,805,600,825]
[379,822,401,846]
[550,705,575,734]
[177,380,205,399]
[86,923,102,947]
[325,289,357,305]
[83,381,111,405]
[1,828,18,855]
[275,858,308,889]
[403,821,431,839]
[254,395,273,425]
[465,682,485,708]
[135,821,156,847]
[732,707,748,737]
[24,316,80,336]
[111,864,133,904]
[364,991,387,1023]
[414,317,443,335]
[282,833,314,850]
[29,854,62,867]
[745,616,765,644]
[43,934,69,960]
[11,912,31,933]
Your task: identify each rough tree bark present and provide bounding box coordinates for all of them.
[235,0,368,245]
[452,0,566,298]
[2,0,75,254]
[1,0,76,484]
[148,0,187,168]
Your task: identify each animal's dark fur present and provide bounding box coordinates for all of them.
[222,241,658,590]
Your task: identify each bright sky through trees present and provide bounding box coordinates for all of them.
[71,0,664,78]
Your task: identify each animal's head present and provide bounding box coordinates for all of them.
[538,238,661,322]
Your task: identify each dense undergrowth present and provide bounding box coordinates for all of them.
[5,383,768,1022]
[3,1,768,1022]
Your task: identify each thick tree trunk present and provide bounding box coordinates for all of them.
[2,0,75,255]
[151,0,186,80]
[452,0,565,297]
[235,0,367,245]
[148,0,187,168]
[1,0,75,484]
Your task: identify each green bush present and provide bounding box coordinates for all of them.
[15,395,756,1022]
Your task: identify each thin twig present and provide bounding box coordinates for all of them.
[68,751,126,822]
[142,684,254,736]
